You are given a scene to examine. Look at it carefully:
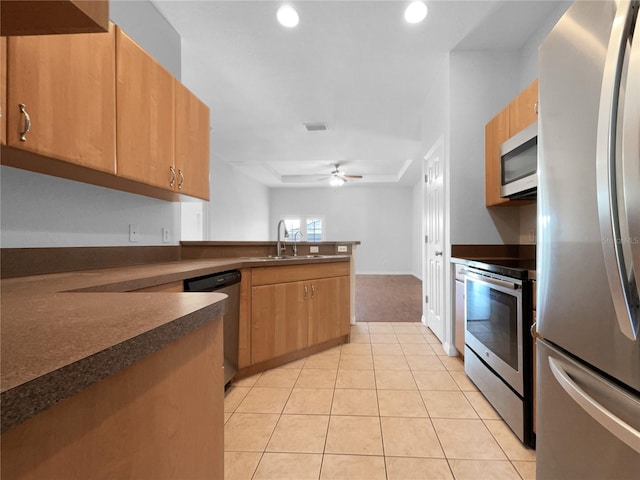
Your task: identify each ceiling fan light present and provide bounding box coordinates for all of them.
[277,5,299,28]
[330,176,345,187]
[404,1,428,24]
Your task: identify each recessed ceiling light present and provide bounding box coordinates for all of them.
[277,5,299,28]
[404,1,428,24]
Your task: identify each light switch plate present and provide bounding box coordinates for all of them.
[162,228,170,243]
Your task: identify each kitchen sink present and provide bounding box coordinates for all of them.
[242,255,330,261]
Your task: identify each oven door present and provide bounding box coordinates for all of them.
[465,269,524,395]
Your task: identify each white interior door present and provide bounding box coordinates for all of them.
[423,139,445,341]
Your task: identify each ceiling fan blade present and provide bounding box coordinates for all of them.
[317,177,330,181]
[343,174,363,179]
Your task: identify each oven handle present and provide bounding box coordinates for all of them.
[466,271,520,291]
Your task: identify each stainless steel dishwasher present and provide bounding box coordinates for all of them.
[184,270,241,386]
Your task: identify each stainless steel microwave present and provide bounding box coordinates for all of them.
[500,121,538,198]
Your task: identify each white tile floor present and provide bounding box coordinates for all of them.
[224,322,535,480]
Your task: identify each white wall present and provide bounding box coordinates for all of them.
[109,0,181,79]
[0,167,180,246]
[207,153,270,240]
[270,186,413,275]
[411,180,423,279]
[448,50,522,245]
[517,2,571,90]
[0,0,183,248]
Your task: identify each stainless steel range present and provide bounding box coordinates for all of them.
[462,259,535,447]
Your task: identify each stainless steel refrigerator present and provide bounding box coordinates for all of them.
[537,1,640,478]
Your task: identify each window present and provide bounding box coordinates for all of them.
[306,218,323,242]
[284,216,324,242]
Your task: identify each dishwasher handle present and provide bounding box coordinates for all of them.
[184,270,242,292]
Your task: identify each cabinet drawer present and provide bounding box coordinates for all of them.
[251,262,350,286]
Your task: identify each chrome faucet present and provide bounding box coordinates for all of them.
[276,219,289,256]
[292,231,302,256]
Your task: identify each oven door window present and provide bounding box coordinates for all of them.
[466,280,519,370]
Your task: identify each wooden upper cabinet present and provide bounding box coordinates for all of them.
[174,81,210,200]
[1,37,6,146]
[485,78,538,207]
[510,78,539,134]
[485,105,510,207]
[116,27,175,191]
[1,0,109,37]
[5,25,116,173]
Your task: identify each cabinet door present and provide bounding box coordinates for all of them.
[116,27,175,191]
[454,280,465,355]
[1,37,6,146]
[175,81,210,200]
[485,105,510,207]
[509,79,538,135]
[251,282,308,364]
[6,25,116,173]
[308,276,350,345]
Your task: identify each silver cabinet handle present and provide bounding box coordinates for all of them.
[435,251,443,256]
[530,321,537,339]
[548,356,640,454]
[311,284,315,298]
[304,285,308,299]
[534,101,539,115]
[169,166,176,188]
[19,104,31,142]
[595,0,638,340]
[178,169,184,189]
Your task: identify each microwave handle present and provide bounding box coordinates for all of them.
[466,271,520,291]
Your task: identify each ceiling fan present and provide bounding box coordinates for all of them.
[321,164,363,186]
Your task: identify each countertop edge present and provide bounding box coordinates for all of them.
[0,298,226,434]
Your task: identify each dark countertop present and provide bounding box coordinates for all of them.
[0,255,350,433]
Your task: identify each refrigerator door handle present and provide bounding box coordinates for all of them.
[596,0,639,340]
[623,8,640,307]
[549,357,640,454]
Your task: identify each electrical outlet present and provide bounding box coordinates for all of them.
[529,229,536,243]
[310,246,319,253]
[162,228,170,243]
[337,245,348,253]
[129,224,139,242]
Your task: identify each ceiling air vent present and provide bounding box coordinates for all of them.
[303,122,328,132]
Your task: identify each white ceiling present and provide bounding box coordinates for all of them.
[152,0,564,188]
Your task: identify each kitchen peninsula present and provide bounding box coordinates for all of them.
[1,245,356,479]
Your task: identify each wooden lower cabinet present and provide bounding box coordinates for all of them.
[251,281,308,364]
[308,276,350,345]
[1,319,224,480]
[248,262,351,367]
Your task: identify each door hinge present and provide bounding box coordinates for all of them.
[425,295,429,303]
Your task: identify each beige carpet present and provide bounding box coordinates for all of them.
[355,274,422,323]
